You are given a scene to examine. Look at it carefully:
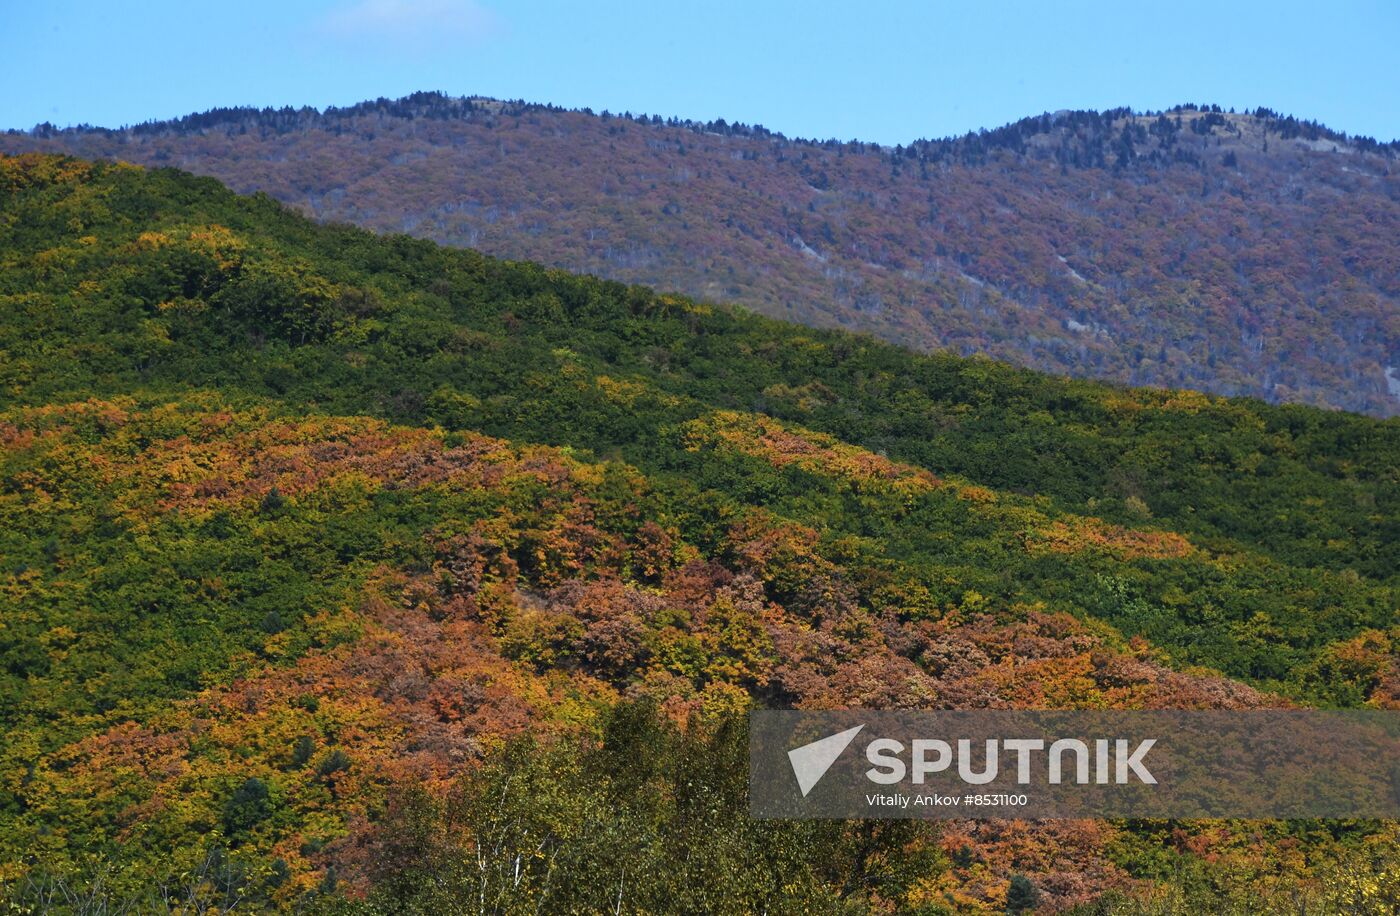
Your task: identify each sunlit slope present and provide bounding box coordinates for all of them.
[0,392,1294,901]
[4,153,1400,912]
[3,153,1397,691]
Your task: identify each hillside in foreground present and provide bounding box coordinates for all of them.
[5,94,1400,416]
[2,153,1399,912]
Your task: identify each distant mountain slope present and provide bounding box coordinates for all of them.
[6,93,1400,415]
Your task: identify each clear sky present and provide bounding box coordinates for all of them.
[2,0,1397,143]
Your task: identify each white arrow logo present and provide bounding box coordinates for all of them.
[788,725,865,797]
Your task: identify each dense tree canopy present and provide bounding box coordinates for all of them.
[1,153,1398,912]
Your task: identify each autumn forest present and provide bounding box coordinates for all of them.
[1,138,1398,912]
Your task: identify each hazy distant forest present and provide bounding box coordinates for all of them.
[7,94,1400,417]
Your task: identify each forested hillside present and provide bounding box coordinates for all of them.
[6,93,1400,416]
[2,153,1399,912]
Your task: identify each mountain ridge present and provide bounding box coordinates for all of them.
[6,92,1399,418]
[14,90,1399,156]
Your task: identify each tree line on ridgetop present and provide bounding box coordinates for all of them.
[17,92,1398,163]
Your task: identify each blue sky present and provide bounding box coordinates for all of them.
[2,0,1397,143]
